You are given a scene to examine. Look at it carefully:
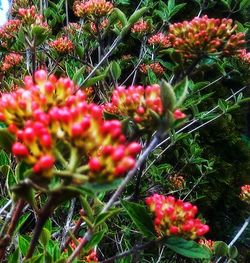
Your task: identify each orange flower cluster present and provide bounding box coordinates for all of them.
[73,0,113,18]
[168,16,245,58]
[198,239,215,251]
[63,23,82,35]
[0,70,141,181]
[148,33,170,48]
[146,194,210,239]
[68,239,98,262]
[90,19,109,33]
[139,63,165,75]
[240,185,250,204]
[49,37,74,54]
[0,19,21,48]
[169,174,185,189]
[131,19,150,34]
[1,53,23,72]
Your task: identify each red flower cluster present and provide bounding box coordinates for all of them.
[18,6,42,25]
[131,19,150,34]
[168,15,245,58]
[237,49,250,64]
[0,70,140,181]
[11,0,29,15]
[73,0,113,18]
[240,185,250,204]
[104,85,186,129]
[139,63,165,75]
[1,53,23,72]
[49,37,74,54]
[148,33,170,48]
[104,84,163,125]
[0,19,21,48]
[145,194,210,239]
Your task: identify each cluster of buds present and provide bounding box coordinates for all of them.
[49,37,74,54]
[240,185,250,204]
[104,85,186,129]
[198,239,215,251]
[0,70,141,181]
[148,33,170,48]
[12,121,54,176]
[237,49,250,64]
[145,194,210,239]
[131,19,151,34]
[139,62,165,75]
[1,53,23,72]
[168,16,245,58]
[0,19,21,48]
[104,85,163,126]
[62,23,82,35]
[18,6,42,25]
[90,19,109,33]
[73,0,113,18]
[169,174,185,189]
[11,0,29,15]
[49,102,141,182]
[68,239,98,262]
[85,250,98,262]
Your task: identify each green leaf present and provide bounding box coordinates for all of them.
[72,66,85,86]
[174,77,189,107]
[160,80,176,112]
[39,228,51,247]
[24,254,44,263]
[111,61,121,81]
[214,241,229,257]
[18,235,30,256]
[240,0,250,10]
[121,200,156,238]
[8,248,19,263]
[0,150,9,165]
[84,229,106,252]
[113,8,128,26]
[81,179,123,194]
[165,237,211,259]
[228,246,238,259]
[83,74,106,87]
[0,129,15,152]
[128,7,148,25]
[94,208,121,227]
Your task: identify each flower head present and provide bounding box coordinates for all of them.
[0,19,21,48]
[49,37,74,54]
[104,84,163,128]
[73,0,113,18]
[169,15,245,58]
[1,53,23,72]
[148,33,170,48]
[146,194,209,239]
[240,185,250,204]
[139,63,165,75]
[131,19,150,34]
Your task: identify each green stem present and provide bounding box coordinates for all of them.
[69,147,78,172]
[54,148,68,168]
